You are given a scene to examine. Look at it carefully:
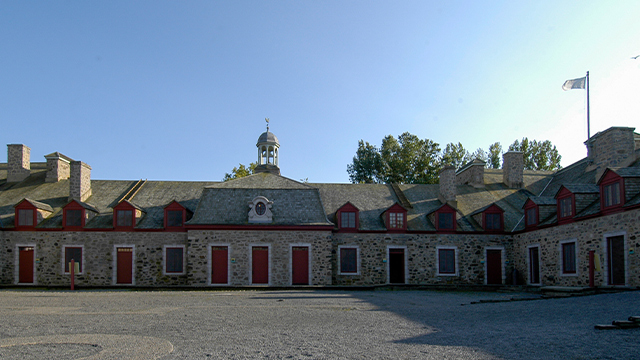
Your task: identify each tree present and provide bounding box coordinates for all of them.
[488,142,502,169]
[440,142,469,169]
[347,140,382,183]
[223,162,257,181]
[508,138,561,171]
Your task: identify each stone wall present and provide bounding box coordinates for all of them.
[456,160,485,188]
[439,166,456,205]
[332,233,512,286]
[45,155,71,183]
[513,208,640,287]
[70,161,91,202]
[586,127,637,181]
[186,230,332,286]
[502,151,523,188]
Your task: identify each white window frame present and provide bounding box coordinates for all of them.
[338,245,360,275]
[112,245,136,286]
[208,243,231,286]
[62,245,85,275]
[163,244,186,276]
[249,244,272,285]
[289,243,312,286]
[436,246,458,277]
[14,243,37,285]
[559,239,578,277]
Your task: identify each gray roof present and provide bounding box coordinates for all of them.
[559,184,599,195]
[257,131,279,145]
[527,196,557,206]
[17,198,54,212]
[613,167,640,178]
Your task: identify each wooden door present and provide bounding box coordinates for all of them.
[19,247,34,283]
[211,246,228,284]
[389,248,405,284]
[116,247,133,284]
[486,249,502,285]
[607,236,625,285]
[292,247,309,285]
[252,247,269,284]
[529,247,540,284]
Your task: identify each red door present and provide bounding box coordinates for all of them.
[19,247,34,283]
[211,246,228,284]
[292,247,309,285]
[116,247,133,284]
[486,249,502,285]
[252,247,269,284]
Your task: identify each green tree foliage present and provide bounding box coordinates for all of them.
[440,142,469,169]
[488,142,502,169]
[223,162,257,181]
[508,138,562,171]
[347,140,382,183]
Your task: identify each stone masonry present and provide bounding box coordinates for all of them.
[456,159,485,188]
[45,153,71,183]
[7,144,30,183]
[69,161,92,202]
[438,165,456,206]
[585,127,638,181]
[502,151,523,188]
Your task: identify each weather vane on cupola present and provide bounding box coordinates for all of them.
[265,117,270,132]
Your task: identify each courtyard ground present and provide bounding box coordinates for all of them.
[0,289,638,359]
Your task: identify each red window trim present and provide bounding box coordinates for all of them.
[561,242,577,274]
[524,205,538,229]
[336,202,359,232]
[164,201,187,231]
[483,208,504,232]
[557,195,575,224]
[63,201,87,230]
[435,209,456,232]
[113,202,137,231]
[384,203,407,232]
[600,179,624,214]
[14,201,38,230]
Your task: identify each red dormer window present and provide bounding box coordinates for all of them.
[482,204,504,232]
[14,199,51,230]
[164,200,187,231]
[336,202,359,231]
[63,200,86,229]
[17,208,35,227]
[113,201,141,230]
[598,170,624,214]
[555,186,575,224]
[435,204,456,232]
[523,199,538,229]
[384,203,408,232]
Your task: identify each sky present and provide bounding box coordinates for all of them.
[1,1,639,183]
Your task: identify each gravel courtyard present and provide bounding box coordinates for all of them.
[0,289,638,359]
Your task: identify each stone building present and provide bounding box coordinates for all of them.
[1,126,639,289]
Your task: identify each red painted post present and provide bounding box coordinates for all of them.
[70,259,75,291]
[589,250,595,288]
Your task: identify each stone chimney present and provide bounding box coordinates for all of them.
[439,165,457,206]
[585,127,638,180]
[503,151,523,188]
[7,144,31,183]
[45,152,72,183]
[456,159,485,188]
[69,161,92,202]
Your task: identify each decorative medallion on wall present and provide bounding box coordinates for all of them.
[248,196,273,223]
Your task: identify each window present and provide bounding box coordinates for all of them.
[562,242,576,274]
[340,212,356,228]
[65,209,82,227]
[18,209,34,226]
[438,248,456,275]
[116,210,133,227]
[165,247,184,274]
[559,197,572,218]
[64,247,83,274]
[603,182,621,207]
[166,210,183,227]
[339,247,358,274]
[525,207,537,227]
[437,212,454,230]
[485,213,502,230]
[389,212,404,229]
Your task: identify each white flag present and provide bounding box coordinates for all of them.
[562,77,586,91]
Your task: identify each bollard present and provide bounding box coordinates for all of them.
[70,259,75,291]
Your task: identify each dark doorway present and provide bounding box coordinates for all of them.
[486,249,502,285]
[529,247,540,284]
[389,248,405,284]
[607,236,625,285]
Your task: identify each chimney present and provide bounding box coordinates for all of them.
[503,151,523,188]
[456,159,485,188]
[45,152,71,183]
[584,127,638,181]
[439,165,457,206]
[69,161,92,202]
[7,144,31,183]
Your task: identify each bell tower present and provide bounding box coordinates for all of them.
[255,118,280,175]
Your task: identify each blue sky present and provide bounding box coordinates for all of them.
[2,1,639,182]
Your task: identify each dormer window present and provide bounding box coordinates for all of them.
[117,210,133,227]
[525,207,537,227]
[558,196,573,218]
[18,209,34,226]
[471,203,504,232]
[383,203,408,232]
[603,182,621,207]
[485,213,502,231]
[164,200,190,230]
[167,210,183,227]
[65,209,82,227]
[62,200,97,230]
[389,212,404,228]
[248,196,273,224]
[433,204,457,232]
[14,198,53,230]
[336,202,359,231]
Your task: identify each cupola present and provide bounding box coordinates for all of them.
[255,118,280,175]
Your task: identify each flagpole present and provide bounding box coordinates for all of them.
[586,71,590,140]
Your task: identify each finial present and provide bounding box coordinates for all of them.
[265,117,270,132]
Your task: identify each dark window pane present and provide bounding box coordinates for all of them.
[340,248,357,273]
[18,209,34,226]
[562,243,576,273]
[65,247,82,273]
[166,248,183,273]
[167,210,183,227]
[117,210,133,227]
[604,183,621,207]
[439,249,455,274]
[341,212,356,228]
[66,209,82,227]
[526,208,537,226]
[438,212,453,229]
[560,197,572,218]
[486,213,501,230]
